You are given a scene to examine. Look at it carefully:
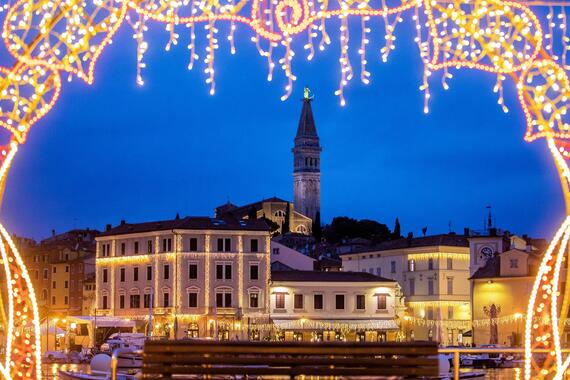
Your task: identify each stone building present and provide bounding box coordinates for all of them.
[95,216,272,340]
[340,234,472,345]
[270,271,403,342]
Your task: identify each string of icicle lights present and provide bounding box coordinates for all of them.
[0,0,569,378]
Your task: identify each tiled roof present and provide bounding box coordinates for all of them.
[341,234,469,255]
[218,197,289,219]
[99,216,271,237]
[271,270,396,283]
[470,256,501,279]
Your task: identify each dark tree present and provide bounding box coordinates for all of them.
[393,218,401,239]
[323,216,391,243]
[312,211,322,242]
[282,202,291,233]
[247,206,257,220]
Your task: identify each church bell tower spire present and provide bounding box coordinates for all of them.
[293,87,321,223]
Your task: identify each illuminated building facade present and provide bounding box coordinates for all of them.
[468,231,547,346]
[95,216,272,340]
[18,229,97,317]
[340,234,471,345]
[270,271,404,342]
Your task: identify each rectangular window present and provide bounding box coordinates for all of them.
[53,267,56,273]
[52,281,56,289]
[225,238,231,252]
[188,292,198,308]
[377,295,387,310]
[251,239,259,252]
[134,241,139,254]
[163,264,170,280]
[225,264,232,280]
[163,292,170,307]
[409,278,415,296]
[189,238,198,252]
[356,294,365,310]
[216,292,232,307]
[143,293,151,308]
[428,258,434,270]
[408,259,416,272]
[448,306,454,320]
[43,269,48,279]
[294,294,304,309]
[162,238,172,252]
[275,293,285,309]
[133,267,139,282]
[147,240,153,254]
[102,295,108,309]
[250,264,259,280]
[146,266,152,281]
[249,293,259,308]
[335,294,345,310]
[121,243,126,255]
[52,296,56,305]
[65,265,69,273]
[510,259,518,268]
[120,268,126,282]
[119,295,125,309]
[427,306,434,320]
[447,278,453,295]
[391,261,396,273]
[217,238,224,252]
[447,258,453,270]
[376,267,381,276]
[272,248,280,255]
[189,263,198,279]
[130,295,140,308]
[64,296,68,305]
[428,279,434,295]
[64,280,68,289]
[103,269,108,283]
[216,264,224,280]
[314,294,323,310]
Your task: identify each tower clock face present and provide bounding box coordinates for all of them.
[480,247,494,261]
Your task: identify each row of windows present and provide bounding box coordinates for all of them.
[101,237,262,256]
[100,291,261,309]
[274,294,387,311]
[102,263,261,283]
[351,257,455,273]
[408,278,454,296]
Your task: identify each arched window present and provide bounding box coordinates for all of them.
[296,225,307,234]
[274,210,285,218]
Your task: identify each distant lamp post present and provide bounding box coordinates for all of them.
[483,304,501,345]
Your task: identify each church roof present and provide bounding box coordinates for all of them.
[216,197,289,219]
[296,99,318,139]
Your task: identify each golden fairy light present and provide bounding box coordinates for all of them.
[0,0,569,378]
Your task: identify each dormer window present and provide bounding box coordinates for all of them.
[510,259,519,269]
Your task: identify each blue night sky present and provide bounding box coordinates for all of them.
[0,13,563,241]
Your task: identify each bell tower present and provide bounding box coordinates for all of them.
[293,87,321,222]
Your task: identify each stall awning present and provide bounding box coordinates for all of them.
[272,319,399,331]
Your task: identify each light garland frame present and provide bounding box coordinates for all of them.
[0,0,569,378]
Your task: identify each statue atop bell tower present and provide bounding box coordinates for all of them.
[293,87,321,222]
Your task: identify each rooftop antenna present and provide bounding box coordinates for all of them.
[448,220,453,233]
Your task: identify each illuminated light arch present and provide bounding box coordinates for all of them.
[0,0,568,378]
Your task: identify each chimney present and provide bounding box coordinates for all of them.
[120,220,126,225]
[51,229,56,237]
[105,224,112,231]
[463,227,470,237]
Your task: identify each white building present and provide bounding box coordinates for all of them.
[270,271,404,342]
[270,241,316,271]
[95,216,272,340]
[340,234,471,345]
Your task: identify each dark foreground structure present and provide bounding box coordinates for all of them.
[141,340,439,378]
